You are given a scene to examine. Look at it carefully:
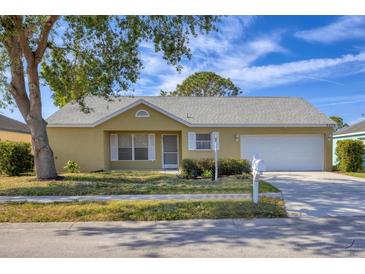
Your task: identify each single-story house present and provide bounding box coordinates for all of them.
[333,119,365,167]
[46,96,335,172]
[0,114,31,143]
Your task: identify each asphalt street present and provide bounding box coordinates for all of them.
[0,217,364,257]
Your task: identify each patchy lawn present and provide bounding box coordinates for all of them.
[0,198,286,222]
[0,170,279,196]
[341,172,365,179]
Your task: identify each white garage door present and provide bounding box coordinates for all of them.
[240,135,324,171]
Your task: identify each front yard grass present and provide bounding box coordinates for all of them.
[0,198,286,222]
[0,170,279,196]
[341,172,365,179]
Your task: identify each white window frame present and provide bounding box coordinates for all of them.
[116,133,152,162]
[135,109,150,118]
[133,134,149,161]
[195,133,212,151]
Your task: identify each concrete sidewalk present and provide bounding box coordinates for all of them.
[0,192,281,203]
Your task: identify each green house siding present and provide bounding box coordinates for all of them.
[333,133,365,166]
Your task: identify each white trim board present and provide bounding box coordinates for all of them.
[333,131,365,138]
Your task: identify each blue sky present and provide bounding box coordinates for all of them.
[2,16,365,125]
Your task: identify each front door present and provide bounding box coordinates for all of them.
[162,135,179,169]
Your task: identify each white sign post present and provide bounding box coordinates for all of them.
[214,135,218,181]
[252,155,266,205]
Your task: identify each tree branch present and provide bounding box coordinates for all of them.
[3,36,31,120]
[34,16,59,63]
[13,15,35,63]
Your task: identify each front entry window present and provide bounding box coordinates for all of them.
[118,134,148,161]
[118,135,133,160]
[134,135,148,160]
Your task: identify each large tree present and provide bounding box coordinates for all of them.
[330,116,349,131]
[0,16,219,179]
[161,71,241,96]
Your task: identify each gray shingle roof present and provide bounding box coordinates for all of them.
[0,114,30,134]
[46,96,335,127]
[334,119,365,136]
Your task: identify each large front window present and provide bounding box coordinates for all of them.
[134,134,148,160]
[118,134,148,160]
[196,133,211,150]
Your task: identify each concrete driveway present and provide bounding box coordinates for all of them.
[263,172,365,217]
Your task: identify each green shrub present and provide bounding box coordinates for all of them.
[181,158,251,179]
[64,160,80,173]
[336,139,365,172]
[197,158,214,172]
[202,169,212,178]
[218,159,251,175]
[181,159,199,178]
[0,141,33,176]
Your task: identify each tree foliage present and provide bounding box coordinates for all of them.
[161,71,241,97]
[0,16,219,109]
[330,116,349,131]
[0,16,219,179]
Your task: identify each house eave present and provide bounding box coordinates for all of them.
[47,123,334,128]
[333,131,365,138]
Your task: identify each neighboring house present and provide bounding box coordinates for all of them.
[0,114,31,143]
[332,119,365,167]
[47,96,335,172]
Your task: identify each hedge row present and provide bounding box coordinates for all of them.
[335,139,365,172]
[0,141,33,176]
[181,158,251,179]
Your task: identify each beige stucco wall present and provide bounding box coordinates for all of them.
[0,130,31,143]
[180,127,333,171]
[48,102,333,172]
[48,103,186,172]
[48,127,105,172]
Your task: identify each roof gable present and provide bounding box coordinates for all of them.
[94,99,190,127]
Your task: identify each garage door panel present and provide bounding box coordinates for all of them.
[240,135,324,171]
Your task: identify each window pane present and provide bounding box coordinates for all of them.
[196,133,211,141]
[135,148,148,160]
[134,135,148,147]
[119,148,132,160]
[163,135,177,152]
[164,153,178,165]
[136,110,149,117]
[196,141,211,150]
[119,135,132,148]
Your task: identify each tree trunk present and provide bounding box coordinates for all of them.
[27,63,58,180]
[3,16,59,180]
[28,117,58,180]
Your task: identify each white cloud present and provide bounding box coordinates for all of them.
[135,16,365,94]
[136,16,287,94]
[295,16,365,43]
[312,94,365,107]
[223,52,365,89]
